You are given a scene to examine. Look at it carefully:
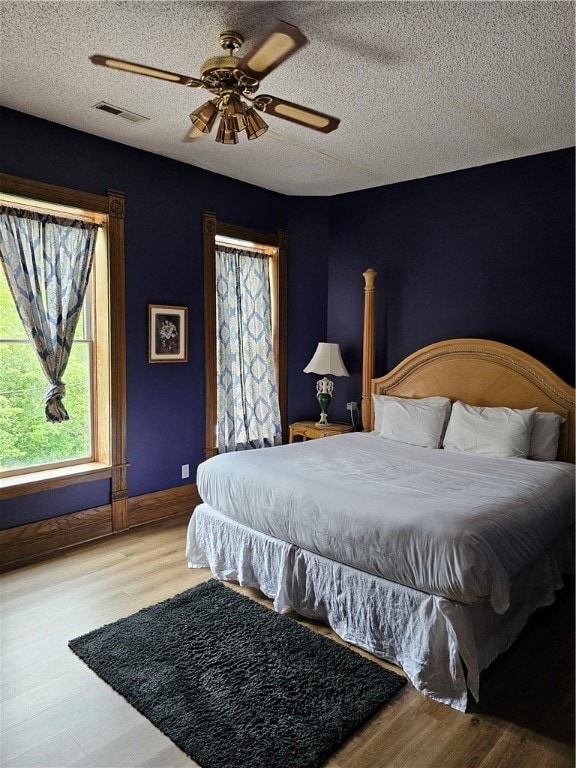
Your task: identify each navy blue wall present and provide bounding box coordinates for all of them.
[286,196,331,420]
[328,148,575,416]
[1,107,574,527]
[0,108,329,526]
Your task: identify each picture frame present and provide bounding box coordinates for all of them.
[148,304,188,363]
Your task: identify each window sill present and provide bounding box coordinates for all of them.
[0,463,112,500]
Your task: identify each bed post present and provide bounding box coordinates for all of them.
[362,268,377,431]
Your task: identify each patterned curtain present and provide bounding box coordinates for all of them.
[215,245,282,452]
[0,206,99,422]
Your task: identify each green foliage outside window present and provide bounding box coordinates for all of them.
[0,271,91,472]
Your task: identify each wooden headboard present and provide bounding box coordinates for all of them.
[361,270,575,464]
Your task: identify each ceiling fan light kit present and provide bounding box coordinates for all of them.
[190,93,269,144]
[90,20,339,145]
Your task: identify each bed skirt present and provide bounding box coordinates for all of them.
[186,503,569,711]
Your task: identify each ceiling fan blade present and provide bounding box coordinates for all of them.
[90,55,203,87]
[252,95,340,133]
[183,126,207,142]
[236,21,307,81]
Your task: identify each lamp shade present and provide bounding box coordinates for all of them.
[215,116,239,144]
[245,107,269,139]
[189,100,219,134]
[303,343,349,376]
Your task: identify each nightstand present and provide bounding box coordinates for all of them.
[288,420,354,443]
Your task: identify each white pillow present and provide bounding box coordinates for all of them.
[372,394,451,434]
[528,411,566,461]
[373,394,452,449]
[443,401,537,458]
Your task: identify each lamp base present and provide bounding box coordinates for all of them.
[316,392,331,427]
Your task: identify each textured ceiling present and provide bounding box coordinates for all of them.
[0,1,574,196]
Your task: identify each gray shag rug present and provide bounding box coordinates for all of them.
[69,579,406,768]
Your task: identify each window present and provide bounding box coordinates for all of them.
[0,199,105,475]
[215,238,281,452]
[203,212,287,458]
[0,174,127,530]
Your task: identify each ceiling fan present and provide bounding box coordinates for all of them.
[90,20,340,144]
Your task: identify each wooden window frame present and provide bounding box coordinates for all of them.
[0,174,128,532]
[202,211,287,459]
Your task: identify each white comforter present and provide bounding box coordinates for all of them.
[196,433,575,613]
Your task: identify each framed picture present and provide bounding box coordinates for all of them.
[148,305,188,363]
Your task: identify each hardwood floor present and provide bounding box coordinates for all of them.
[1,513,573,768]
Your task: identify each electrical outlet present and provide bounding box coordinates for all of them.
[181,464,190,479]
[347,401,358,411]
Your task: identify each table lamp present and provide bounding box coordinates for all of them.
[303,342,349,426]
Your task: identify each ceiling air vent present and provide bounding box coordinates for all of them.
[92,102,149,124]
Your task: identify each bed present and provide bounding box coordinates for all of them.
[187,269,575,711]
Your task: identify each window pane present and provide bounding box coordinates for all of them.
[0,265,88,340]
[0,267,27,339]
[0,340,91,472]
